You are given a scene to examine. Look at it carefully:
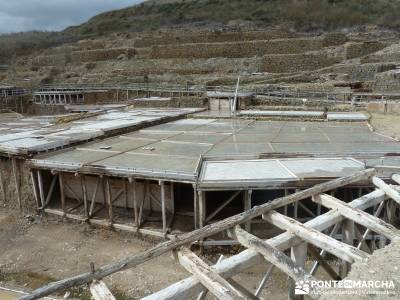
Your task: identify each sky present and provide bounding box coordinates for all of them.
[0,0,144,34]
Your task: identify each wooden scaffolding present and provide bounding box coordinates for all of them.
[20,168,400,300]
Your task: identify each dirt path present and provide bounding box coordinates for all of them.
[369,113,400,140]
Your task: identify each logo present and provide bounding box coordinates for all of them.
[295,280,310,295]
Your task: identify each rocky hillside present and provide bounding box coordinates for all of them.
[1,0,400,65]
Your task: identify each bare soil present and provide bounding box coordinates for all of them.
[0,208,292,299]
[369,112,400,140]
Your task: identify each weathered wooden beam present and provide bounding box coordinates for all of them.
[314,194,400,240]
[143,189,386,300]
[19,169,376,300]
[30,171,41,209]
[37,170,46,208]
[41,174,58,209]
[90,280,116,300]
[243,190,252,231]
[130,178,138,226]
[105,178,113,225]
[198,190,206,228]
[372,176,400,204]
[0,161,7,203]
[255,265,273,297]
[160,181,167,234]
[289,242,307,300]
[231,226,321,300]
[89,177,101,217]
[263,211,369,263]
[177,247,247,300]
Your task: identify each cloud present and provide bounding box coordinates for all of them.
[0,0,143,33]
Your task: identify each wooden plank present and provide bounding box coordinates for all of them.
[341,219,354,277]
[372,176,400,204]
[37,170,46,208]
[314,194,400,240]
[19,169,376,300]
[198,191,206,228]
[231,226,321,300]
[243,190,252,232]
[263,211,369,263]
[81,175,89,218]
[89,177,101,217]
[177,247,247,300]
[90,280,116,300]
[143,189,386,300]
[0,160,6,203]
[58,173,66,215]
[130,178,138,226]
[105,178,113,225]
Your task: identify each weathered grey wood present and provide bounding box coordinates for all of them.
[243,190,252,231]
[228,279,260,300]
[105,178,113,225]
[197,255,225,300]
[206,191,241,223]
[314,194,400,240]
[123,179,128,209]
[340,219,354,277]
[308,244,341,280]
[11,158,22,209]
[64,180,81,202]
[289,242,307,300]
[30,171,41,209]
[357,200,385,250]
[231,226,320,300]
[298,202,316,217]
[0,161,7,203]
[177,247,247,300]
[89,177,100,217]
[354,225,371,253]
[193,185,198,229]
[81,176,89,218]
[130,178,138,226]
[160,181,167,234]
[37,170,45,208]
[198,190,206,228]
[90,280,116,300]
[263,211,369,263]
[373,176,400,204]
[143,189,386,300]
[20,169,375,300]
[42,174,58,209]
[58,173,66,215]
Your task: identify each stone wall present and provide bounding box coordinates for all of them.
[134,30,297,47]
[367,101,400,114]
[261,52,343,73]
[345,41,387,60]
[373,70,400,92]
[71,48,136,63]
[139,37,333,60]
[130,96,206,108]
[319,63,396,81]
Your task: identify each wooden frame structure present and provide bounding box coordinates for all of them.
[20,169,400,300]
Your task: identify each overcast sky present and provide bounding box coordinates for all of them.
[0,0,144,34]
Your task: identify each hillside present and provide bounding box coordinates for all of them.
[1,0,400,65]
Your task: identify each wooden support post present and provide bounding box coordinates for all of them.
[105,178,113,225]
[340,219,354,277]
[160,181,167,234]
[313,194,400,240]
[230,226,320,300]
[244,190,252,232]
[58,173,66,215]
[289,242,307,300]
[373,176,400,204]
[89,177,101,217]
[263,211,369,263]
[170,182,175,216]
[90,280,116,300]
[37,170,45,208]
[30,171,41,209]
[123,178,128,210]
[308,244,341,280]
[130,178,138,227]
[0,161,6,203]
[81,175,89,218]
[177,247,247,300]
[193,185,198,229]
[11,158,22,210]
[198,190,206,228]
